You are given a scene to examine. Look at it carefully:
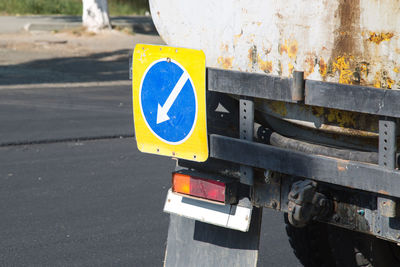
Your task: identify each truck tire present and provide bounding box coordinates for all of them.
[284,214,335,267]
[285,213,400,267]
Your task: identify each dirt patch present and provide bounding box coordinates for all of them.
[0,29,164,87]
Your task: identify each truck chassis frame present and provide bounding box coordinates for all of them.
[181,68,400,243]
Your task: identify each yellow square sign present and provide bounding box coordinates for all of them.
[132,44,208,162]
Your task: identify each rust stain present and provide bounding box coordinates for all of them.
[333,0,361,58]
[288,40,298,59]
[337,160,349,172]
[326,109,356,128]
[373,70,394,89]
[319,58,327,77]
[386,77,395,89]
[373,71,381,88]
[304,54,315,78]
[279,42,288,55]
[378,190,390,196]
[368,32,394,45]
[258,56,273,73]
[312,107,324,117]
[275,12,283,19]
[278,61,283,76]
[360,62,368,76]
[311,105,380,134]
[268,101,287,116]
[217,56,233,70]
[263,46,272,55]
[248,45,258,69]
[279,39,298,59]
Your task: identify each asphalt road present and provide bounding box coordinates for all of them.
[0,85,302,266]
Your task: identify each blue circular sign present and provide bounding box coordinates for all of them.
[139,59,197,144]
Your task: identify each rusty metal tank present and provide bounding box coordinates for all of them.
[149,0,400,150]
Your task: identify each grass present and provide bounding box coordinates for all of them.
[0,0,149,16]
[109,0,149,16]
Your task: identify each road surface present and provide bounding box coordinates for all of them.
[0,85,302,266]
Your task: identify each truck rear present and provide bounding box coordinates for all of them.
[131,1,400,266]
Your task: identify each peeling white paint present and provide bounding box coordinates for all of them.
[150,0,400,89]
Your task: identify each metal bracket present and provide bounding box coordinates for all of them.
[239,98,254,185]
[378,117,398,218]
[291,71,305,101]
[287,180,332,227]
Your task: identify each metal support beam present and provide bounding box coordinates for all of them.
[378,117,398,218]
[207,68,400,118]
[239,98,254,185]
[210,134,400,198]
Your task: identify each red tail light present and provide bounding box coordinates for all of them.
[172,171,235,203]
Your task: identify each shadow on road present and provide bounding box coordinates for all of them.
[0,49,131,85]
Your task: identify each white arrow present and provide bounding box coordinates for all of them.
[157,71,189,124]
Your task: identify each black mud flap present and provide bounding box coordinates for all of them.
[164,207,262,267]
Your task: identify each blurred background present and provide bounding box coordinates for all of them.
[0,0,149,16]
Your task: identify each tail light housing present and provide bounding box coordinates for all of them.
[172,170,237,204]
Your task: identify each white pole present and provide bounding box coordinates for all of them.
[82,0,111,32]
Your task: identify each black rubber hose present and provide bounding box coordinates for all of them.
[257,127,379,164]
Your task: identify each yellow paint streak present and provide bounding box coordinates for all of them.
[257,55,273,73]
[368,32,394,45]
[394,67,400,73]
[387,77,395,89]
[373,71,381,88]
[360,63,368,75]
[288,63,294,75]
[332,56,353,84]
[311,107,324,117]
[288,40,298,59]
[326,109,356,128]
[233,31,243,46]
[312,107,357,128]
[217,56,233,70]
[268,101,287,116]
[279,39,298,59]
